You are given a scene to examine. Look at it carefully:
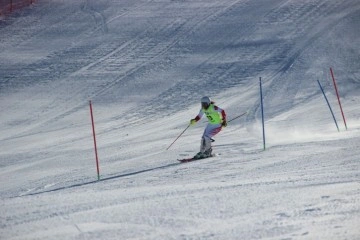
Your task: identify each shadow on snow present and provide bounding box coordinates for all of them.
[21,162,180,197]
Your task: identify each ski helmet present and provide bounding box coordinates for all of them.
[201,96,211,104]
[201,96,211,109]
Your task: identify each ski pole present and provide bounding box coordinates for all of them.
[166,124,191,150]
[228,111,248,123]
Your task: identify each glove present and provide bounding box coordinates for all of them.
[190,119,197,125]
[221,120,227,127]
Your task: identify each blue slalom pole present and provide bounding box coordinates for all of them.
[260,77,266,150]
[317,80,339,132]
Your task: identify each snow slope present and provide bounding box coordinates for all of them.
[0,0,359,239]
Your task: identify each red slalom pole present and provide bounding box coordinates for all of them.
[330,67,348,130]
[89,100,100,180]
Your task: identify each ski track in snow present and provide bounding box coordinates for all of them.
[0,0,360,239]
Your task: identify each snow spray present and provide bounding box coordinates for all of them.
[330,67,348,130]
[317,80,339,132]
[89,100,101,180]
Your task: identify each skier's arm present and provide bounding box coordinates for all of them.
[214,106,226,120]
[215,106,227,127]
[190,109,204,125]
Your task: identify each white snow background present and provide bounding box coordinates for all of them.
[1,0,360,239]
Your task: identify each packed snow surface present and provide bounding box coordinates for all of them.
[0,0,359,239]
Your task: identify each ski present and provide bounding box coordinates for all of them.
[177,154,215,163]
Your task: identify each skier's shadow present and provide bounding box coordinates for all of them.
[22,162,179,197]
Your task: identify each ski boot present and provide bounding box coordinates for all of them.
[204,148,213,157]
[194,152,206,159]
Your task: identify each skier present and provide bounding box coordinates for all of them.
[190,96,227,159]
